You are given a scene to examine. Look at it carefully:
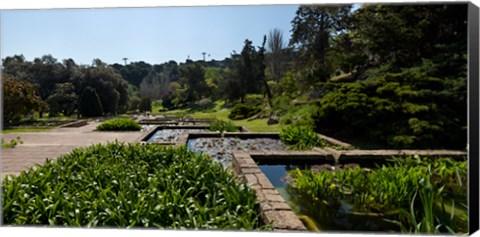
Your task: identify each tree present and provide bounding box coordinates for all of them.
[179,62,209,103]
[348,4,467,69]
[45,83,78,117]
[112,61,152,88]
[2,55,32,80]
[255,35,273,106]
[311,4,467,149]
[78,87,103,117]
[266,28,287,83]
[129,96,142,111]
[228,39,265,103]
[290,5,352,82]
[139,97,152,113]
[2,75,47,124]
[80,61,130,115]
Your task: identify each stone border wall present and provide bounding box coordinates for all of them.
[316,133,353,148]
[138,125,251,145]
[60,120,88,128]
[177,132,280,147]
[336,149,467,164]
[232,151,308,232]
[173,130,466,232]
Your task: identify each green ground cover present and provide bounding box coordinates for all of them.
[1,127,54,134]
[159,101,284,132]
[96,118,141,131]
[2,143,269,230]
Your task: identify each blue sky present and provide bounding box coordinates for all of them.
[1,5,301,65]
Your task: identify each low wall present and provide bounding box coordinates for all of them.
[232,151,308,232]
[231,147,466,232]
[60,120,88,128]
[336,149,467,164]
[316,133,353,148]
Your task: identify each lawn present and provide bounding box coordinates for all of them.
[2,127,54,134]
[159,101,285,132]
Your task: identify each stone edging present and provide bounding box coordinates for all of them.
[316,133,353,148]
[232,151,308,232]
[60,120,88,128]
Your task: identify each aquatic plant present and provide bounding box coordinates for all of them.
[209,119,238,132]
[288,156,467,233]
[280,126,325,150]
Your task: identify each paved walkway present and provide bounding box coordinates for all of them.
[1,121,145,179]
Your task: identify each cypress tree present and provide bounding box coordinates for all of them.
[79,87,104,117]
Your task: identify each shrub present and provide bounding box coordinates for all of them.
[2,143,268,230]
[244,94,264,107]
[228,104,261,120]
[279,126,325,150]
[96,118,141,131]
[209,120,238,132]
[311,60,466,149]
[279,104,317,128]
[162,96,175,110]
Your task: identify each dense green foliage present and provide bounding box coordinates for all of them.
[2,143,268,230]
[289,156,467,233]
[2,75,47,124]
[279,126,325,150]
[1,4,467,150]
[139,97,152,113]
[228,104,261,120]
[209,120,238,132]
[2,56,130,118]
[96,118,141,131]
[45,83,78,117]
[290,157,466,212]
[312,60,466,149]
[78,87,104,117]
[291,4,468,149]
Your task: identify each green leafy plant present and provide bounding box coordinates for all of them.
[96,118,141,131]
[209,119,238,132]
[288,157,467,233]
[2,143,269,230]
[280,126,325,150]
[1,136,23,149]
[388,177,467,234]
[228,104,261,120]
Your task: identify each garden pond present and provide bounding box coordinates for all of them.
[146,128,208,143]
[187,137,286,168]
[259,159,468,233]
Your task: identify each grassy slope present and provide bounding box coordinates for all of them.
[160,100,285,132]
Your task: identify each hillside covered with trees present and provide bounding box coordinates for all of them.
[2,3,467,149]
